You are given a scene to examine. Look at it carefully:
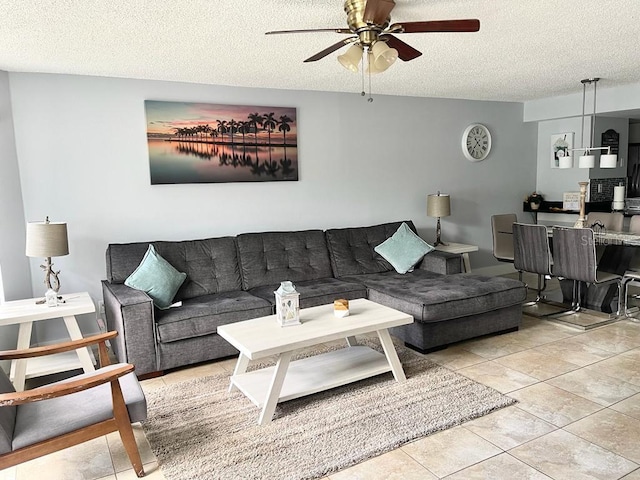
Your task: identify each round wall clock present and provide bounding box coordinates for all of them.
[462,123,492,162]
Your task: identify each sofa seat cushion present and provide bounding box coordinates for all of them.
[155,292,272,343]
[248,278,367,309]
[342,270,526,323]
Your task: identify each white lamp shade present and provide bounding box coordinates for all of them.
[578,154,595,168]
[558,156,573,169]
[25,221,69,258]
[365,52,383,75]
[372,41,398,72]
[338,44,363,72]
[600,153,617,168]
[427,193,451,218]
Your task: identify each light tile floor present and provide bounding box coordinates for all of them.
[5,284,640,479]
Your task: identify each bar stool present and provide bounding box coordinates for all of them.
[513,222,553,307]
[552,226,622,315]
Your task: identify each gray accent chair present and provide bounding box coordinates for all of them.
[491,214,517,263]
[0,332,147,477]
[552,226,622,314]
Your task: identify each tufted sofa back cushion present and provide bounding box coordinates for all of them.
[325,221,417,277]
[236,230,333,290]
[106,237,242,300]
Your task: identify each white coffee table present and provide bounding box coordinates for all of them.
[218,298,413,425]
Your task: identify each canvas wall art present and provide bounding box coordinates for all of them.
[145,100,298,184]
[550,132,573,168]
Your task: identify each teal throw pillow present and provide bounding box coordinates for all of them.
[374,223,434,274]
[124,244,187,309]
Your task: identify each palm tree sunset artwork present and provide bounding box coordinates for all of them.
[144,100,298,184]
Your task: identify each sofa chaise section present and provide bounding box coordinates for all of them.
[342,269,525,352]
[325,221,527,353]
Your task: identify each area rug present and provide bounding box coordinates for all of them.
[142,339,515,480]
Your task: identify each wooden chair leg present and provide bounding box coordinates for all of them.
[111,380,145,477]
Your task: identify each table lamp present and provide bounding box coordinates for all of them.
[427,192,451,246]
[25,216,69,305]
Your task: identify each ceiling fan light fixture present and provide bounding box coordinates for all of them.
[365,51,383,75]
[337,44,363,72]
[372,41,397,71]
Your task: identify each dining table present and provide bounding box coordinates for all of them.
[543,223,640,313]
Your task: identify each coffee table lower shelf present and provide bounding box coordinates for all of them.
[231,345,391,407]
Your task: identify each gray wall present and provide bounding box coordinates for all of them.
[7,72,536,340]
[0,71,31,352]
[0,71,31,301]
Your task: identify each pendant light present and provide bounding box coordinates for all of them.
[573,78,617,168]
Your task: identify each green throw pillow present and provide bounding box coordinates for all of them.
[374,222,434,274]
[124,244,187,309]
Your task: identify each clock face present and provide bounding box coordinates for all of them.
[462,124,492,162]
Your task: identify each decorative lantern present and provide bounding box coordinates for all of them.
[274,281,300,327]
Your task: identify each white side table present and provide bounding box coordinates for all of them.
[434,242,479,273]
[0,292,96,390]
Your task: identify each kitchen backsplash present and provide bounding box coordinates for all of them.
[590,177,626,202]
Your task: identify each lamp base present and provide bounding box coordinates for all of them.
[433,217,447,247]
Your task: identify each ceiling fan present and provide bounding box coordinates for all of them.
[265,0,480,74]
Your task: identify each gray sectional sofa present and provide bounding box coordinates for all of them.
[102,221,526,377]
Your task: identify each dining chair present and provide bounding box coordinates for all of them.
[551,226,623,315]
[587,212,624,231]
[513,222,553,308]
[0,332,147,477]
[619,215,640,318]
[491,214,517,263]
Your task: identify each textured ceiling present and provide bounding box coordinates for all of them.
[1,0,639,102]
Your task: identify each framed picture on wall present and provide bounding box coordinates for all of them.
[550,132,573,168]
[144,100,298,184]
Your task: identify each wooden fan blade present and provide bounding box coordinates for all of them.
[390,19,480,34]
[304,37,358,62]
[363,0,396,25]
[266,28,352,35]
[381,35,422,61]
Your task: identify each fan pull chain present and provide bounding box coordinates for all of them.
[362,48,372,102]
[361,55,365,98]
